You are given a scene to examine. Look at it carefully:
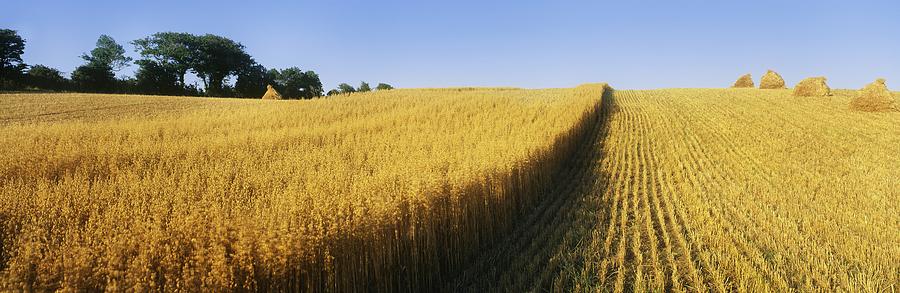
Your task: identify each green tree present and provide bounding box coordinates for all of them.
[235,63,275,98]
[326,89,340,96]
[0,29,27,90]
[376,83,394,90]
[274,67,300,98]
[134,59,183,95]
[73,35,128,93]
[271,67,323,99]
[189,34,253,97]
[81,35,131,72]
[358,81,371,92]
[337,83,356,94]
[133,32,320,98]
[71,62,115,93]
[132,32,195,88]
[301,70,323,98]
[26,64,68,91]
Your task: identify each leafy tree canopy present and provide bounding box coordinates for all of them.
[376,83,394,90]
[0,29,27,89]
[235,63,274,98]
[270,67,323,99]
[337,83,356,94]
[132,32,253,96]
[358,81,371,92]
[189,34,253,96]
[82,35,131,71]
[132,32,195,86]
[27,64,68,91]
[71,62,115,93]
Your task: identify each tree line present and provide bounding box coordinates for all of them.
[1,29,393,98]
[327,81,393,96]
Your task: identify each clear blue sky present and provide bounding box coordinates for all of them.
[3,0,899,90]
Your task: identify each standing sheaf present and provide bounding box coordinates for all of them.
[731,74,755,88]
[261,84,283,100]
[792,77,832,97]
[850,78,897,112]
[759,70,787,89]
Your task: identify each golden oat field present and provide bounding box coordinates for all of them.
[1,86,899,292]
[0,85,605,291]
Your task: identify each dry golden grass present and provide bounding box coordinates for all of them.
[551,88,900,292]
[731,73,755,88]
[792,76,831,97]
[760,70,787,89]
[0,84,607,291]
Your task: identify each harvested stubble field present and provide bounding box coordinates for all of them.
[1,86,899,292]
[567,88,899,292]
[451,88,900,292]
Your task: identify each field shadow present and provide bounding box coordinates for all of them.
[443,88,617,292]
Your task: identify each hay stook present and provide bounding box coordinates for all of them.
[850,78,897,112]
[732,74,755,88]
[261,84,283,100]
[760,70,787,89]
[792,77,832,97]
